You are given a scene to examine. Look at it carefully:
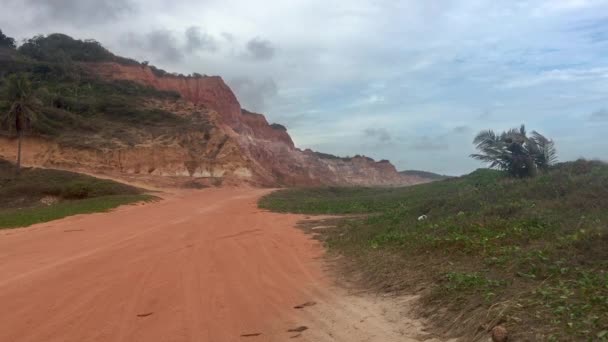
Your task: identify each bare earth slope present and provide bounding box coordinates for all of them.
[0,189,441,342]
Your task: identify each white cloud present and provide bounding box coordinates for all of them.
[501,67,608,88]
[2,0,608,173]
[540,0,603,11]
[364,95,385,105]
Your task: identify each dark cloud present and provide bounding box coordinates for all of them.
[23,0,134,25]
[123,27,222,63]
[271,112,334,129]
[478,109,492,119]
[452,125,471,134]
[221,32,235,42]
[245,38,275,61]
[363,128,392,142]
[570,17,608,44]
[125,29,183,63]
[590,108,608,121]
[272,113,309,127]
[410,136,449,151]
[228,77,278,112]
[185,26,217,53]
[146,30,182,62]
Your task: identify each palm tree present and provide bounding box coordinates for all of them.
[1,74,38,174]
[470,124,557,177]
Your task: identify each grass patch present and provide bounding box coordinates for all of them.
[0,159,154,228]
[260,160,608,341]
[0,159,142,208]
[0,194,154,229]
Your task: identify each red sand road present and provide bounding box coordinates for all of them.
[0,188,330,342]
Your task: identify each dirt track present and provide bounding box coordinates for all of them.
[0,188,440,342]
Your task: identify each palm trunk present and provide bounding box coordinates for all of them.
[16,130,22,175]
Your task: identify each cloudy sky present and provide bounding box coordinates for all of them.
[2,0,608,175]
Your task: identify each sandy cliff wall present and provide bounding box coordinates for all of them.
[88,63,243,128]
[0,62,421,187]
[0,131,254,182]
[240,110,295,148]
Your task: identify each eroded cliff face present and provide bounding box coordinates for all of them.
[88,63,243,128]
[0,62,421,187]
[240,110,294,148]
[0,129,255,186]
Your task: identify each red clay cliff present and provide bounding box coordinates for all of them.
[1,62,423,187]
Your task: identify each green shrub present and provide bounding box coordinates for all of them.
[61,181,92,199]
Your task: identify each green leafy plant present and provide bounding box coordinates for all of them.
[0,74,40,173]
[471,124,557,177]
[0,29,16,49]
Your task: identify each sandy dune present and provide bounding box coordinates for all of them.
[0,188,440,342]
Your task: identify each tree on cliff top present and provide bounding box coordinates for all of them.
[1,74,40,174]
[18,33,139,65]
[0,29,16,49]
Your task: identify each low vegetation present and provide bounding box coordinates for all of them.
[0,29,16,49]
[260,159,608,341]
[0,195,154,229]
[400,169,451,181]
[0,159,153,229]
[17,33,140,66]
[269,123,287,131]
[0,32,213,150]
